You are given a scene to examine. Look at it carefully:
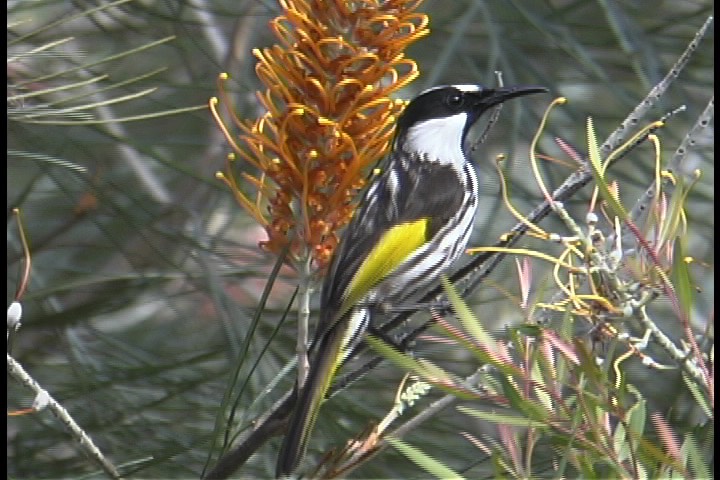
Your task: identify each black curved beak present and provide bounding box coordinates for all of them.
[476,85,549,108]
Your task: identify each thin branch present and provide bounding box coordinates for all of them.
[7,354,122,479]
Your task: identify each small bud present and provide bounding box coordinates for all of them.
[641,356,656,368]
[7,301,22,329]
[32,391,50,411]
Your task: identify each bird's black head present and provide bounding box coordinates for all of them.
[394,84,548,165]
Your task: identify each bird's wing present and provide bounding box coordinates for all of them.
[319,152,468,331]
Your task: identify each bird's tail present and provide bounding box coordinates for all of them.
[276,325,345,478]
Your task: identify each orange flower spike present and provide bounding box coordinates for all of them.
[213,0,429,267]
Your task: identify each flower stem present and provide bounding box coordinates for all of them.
[296,255,314,388]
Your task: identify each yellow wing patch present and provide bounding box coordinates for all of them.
[342,218,429,315]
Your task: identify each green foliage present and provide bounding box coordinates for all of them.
[379,280,712,479]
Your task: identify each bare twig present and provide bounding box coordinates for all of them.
[7,354,123,479]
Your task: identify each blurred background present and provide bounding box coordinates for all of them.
[7,1,713,478]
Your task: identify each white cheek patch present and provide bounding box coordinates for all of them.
[404,112,468,167]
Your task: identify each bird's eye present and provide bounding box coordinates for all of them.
[445,92,465,110]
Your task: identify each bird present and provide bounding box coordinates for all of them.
[276,83,548,477]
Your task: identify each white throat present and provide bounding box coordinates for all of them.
[402,112,468,167]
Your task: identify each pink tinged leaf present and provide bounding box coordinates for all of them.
[515,257,532,310]
[542,330,580,365]
[651,412,682,462]
[498,423,522,471]
[554,136,584,164]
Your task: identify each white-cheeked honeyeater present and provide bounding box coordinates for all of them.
[276,83,548,477]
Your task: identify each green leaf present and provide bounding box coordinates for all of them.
[682,433,710,480]
[587,116,628,219]
[457,406,547,429]
[529,364,552,414]
[682,374,712,418]
[626,396,647,440]
[442,276,494,347]
[387,437,465,479]
[515,323,542,337]
[671,238,694,324]
[612,421,629,462]
[366,335,453,385]
[612,394,646,467]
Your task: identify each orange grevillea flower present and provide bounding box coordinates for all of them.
[210,0,428,269]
